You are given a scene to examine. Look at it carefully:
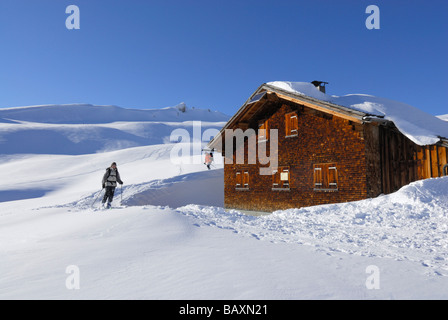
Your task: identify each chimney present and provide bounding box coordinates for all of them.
[311,80,328,93]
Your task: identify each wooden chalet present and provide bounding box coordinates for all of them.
[208,82,448,212]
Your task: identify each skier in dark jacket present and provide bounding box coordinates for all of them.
[102,162,123,208]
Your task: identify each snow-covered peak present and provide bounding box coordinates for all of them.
[267,81,448,146]
[437,114,448,122]
[0,103,230,124]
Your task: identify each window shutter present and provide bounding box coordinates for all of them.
[285,114,291,136]
[314,165,323,187]
[243,171,249,188]
[259,119,269,141]
[290,114,298,135]
[235,171,242,187]
[328,166,338,189]
[272,169,280,187]
[285,112,298,136]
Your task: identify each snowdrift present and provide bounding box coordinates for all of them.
[123,169,224,208]
[179,177,448,272]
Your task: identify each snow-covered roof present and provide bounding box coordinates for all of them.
[267,81,448,146]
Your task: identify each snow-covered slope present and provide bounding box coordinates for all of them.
[438,114,448,121]
[0,103,228,155]
[1,102,448,299]
[0,142,447,299]
[267,81,448,146]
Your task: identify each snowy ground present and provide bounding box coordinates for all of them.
[1,105,448,300]
[1,143,448,300]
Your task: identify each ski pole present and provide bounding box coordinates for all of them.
[91,188,104,208]
[120,184,123,205]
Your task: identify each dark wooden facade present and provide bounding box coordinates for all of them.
[209,84,448,212]
[377,125,448,195]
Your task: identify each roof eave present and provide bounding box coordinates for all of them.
[207,83,269,151]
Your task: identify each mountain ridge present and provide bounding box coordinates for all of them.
[0,102,230,124]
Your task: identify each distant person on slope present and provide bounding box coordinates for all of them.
[204,152,213,170]
[102,162,123,208]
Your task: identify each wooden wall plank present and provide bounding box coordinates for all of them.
[430,146,439,177]
[383,128,391,194]
[416,147,424,180]
[438,146,447,177]
[425,147,432,178]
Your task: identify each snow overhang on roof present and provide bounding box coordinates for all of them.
[208,81,448,151]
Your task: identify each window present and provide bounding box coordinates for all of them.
[258,119,269,142]
[285,112,298,137]
[272,166,290,190]
[236,169,250,190]
[248,92,267,104]
[313,163,338,191]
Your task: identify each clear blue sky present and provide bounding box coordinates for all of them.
[0,0,447,116]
